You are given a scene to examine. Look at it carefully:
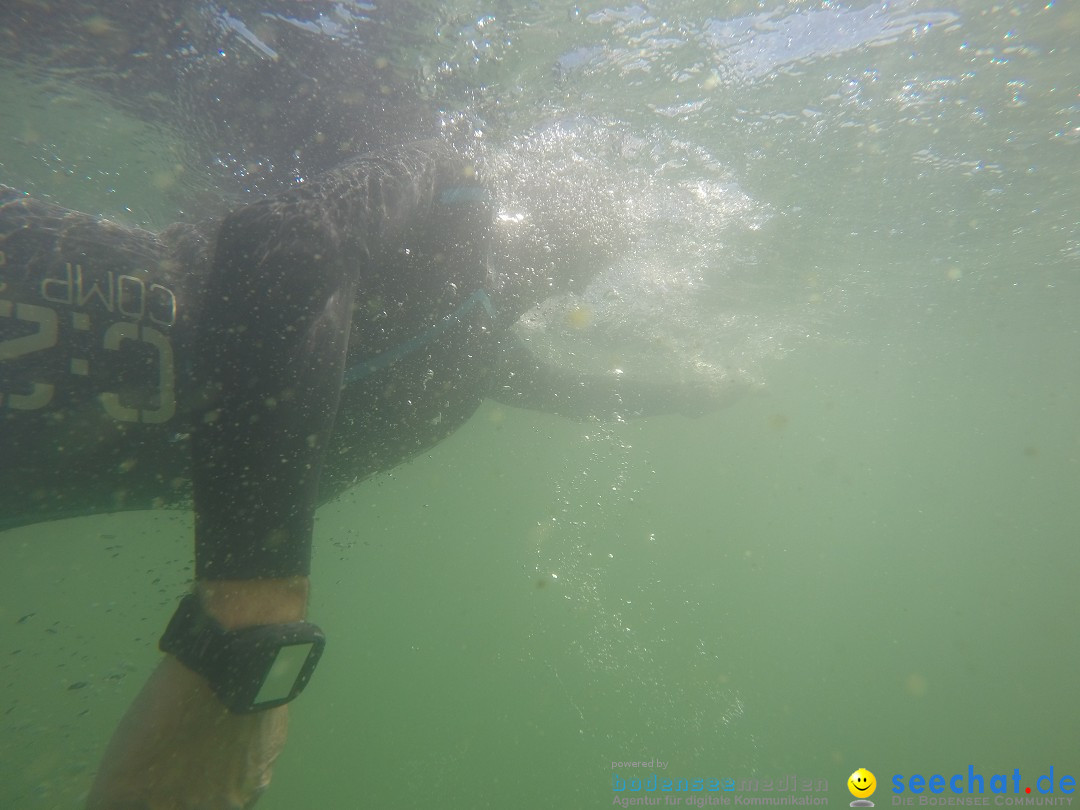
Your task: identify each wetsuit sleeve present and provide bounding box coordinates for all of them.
[192,193,357,580]
[192,143,486,580]
[489,336,747,421]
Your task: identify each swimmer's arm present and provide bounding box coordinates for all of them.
[191,193,358,580]
[488,337,746,420]
[86,580,307,809]
[89,190,333,806]
[90,172,363,808]
[91,146,463,808]
[190,141,485,579]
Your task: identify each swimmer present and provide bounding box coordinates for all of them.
[1,140,733,808]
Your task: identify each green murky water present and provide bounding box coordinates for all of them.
[1,1,1078,807]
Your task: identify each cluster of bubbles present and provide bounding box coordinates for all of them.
[478,114,787,395]
[524,418,758,770]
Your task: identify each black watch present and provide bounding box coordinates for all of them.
[159,593,325,714]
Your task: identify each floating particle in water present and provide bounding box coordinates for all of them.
[904,672,928,698]
[566,305,592,329]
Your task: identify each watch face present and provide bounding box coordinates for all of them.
[252,641,320,709]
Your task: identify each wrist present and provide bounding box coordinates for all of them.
[195,577,309,630]
[161,585,325,713]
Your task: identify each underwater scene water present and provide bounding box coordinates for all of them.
[0,0,1077,807]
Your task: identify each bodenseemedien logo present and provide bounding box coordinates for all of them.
[891,766,1076,806]
[849,768,877,807]
[609,769,830,807]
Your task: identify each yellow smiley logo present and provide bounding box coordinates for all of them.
[848,768,877,798]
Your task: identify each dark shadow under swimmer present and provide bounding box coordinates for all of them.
[0,140,735,808]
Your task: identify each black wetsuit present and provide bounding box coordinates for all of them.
[1,140,719,579]
[0,143,497,577]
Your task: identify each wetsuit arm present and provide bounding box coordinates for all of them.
[489,336,746,420]
[192,195,357,580]
[192,142,486,581]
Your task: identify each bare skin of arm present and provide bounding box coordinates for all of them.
[85,578,308,810]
